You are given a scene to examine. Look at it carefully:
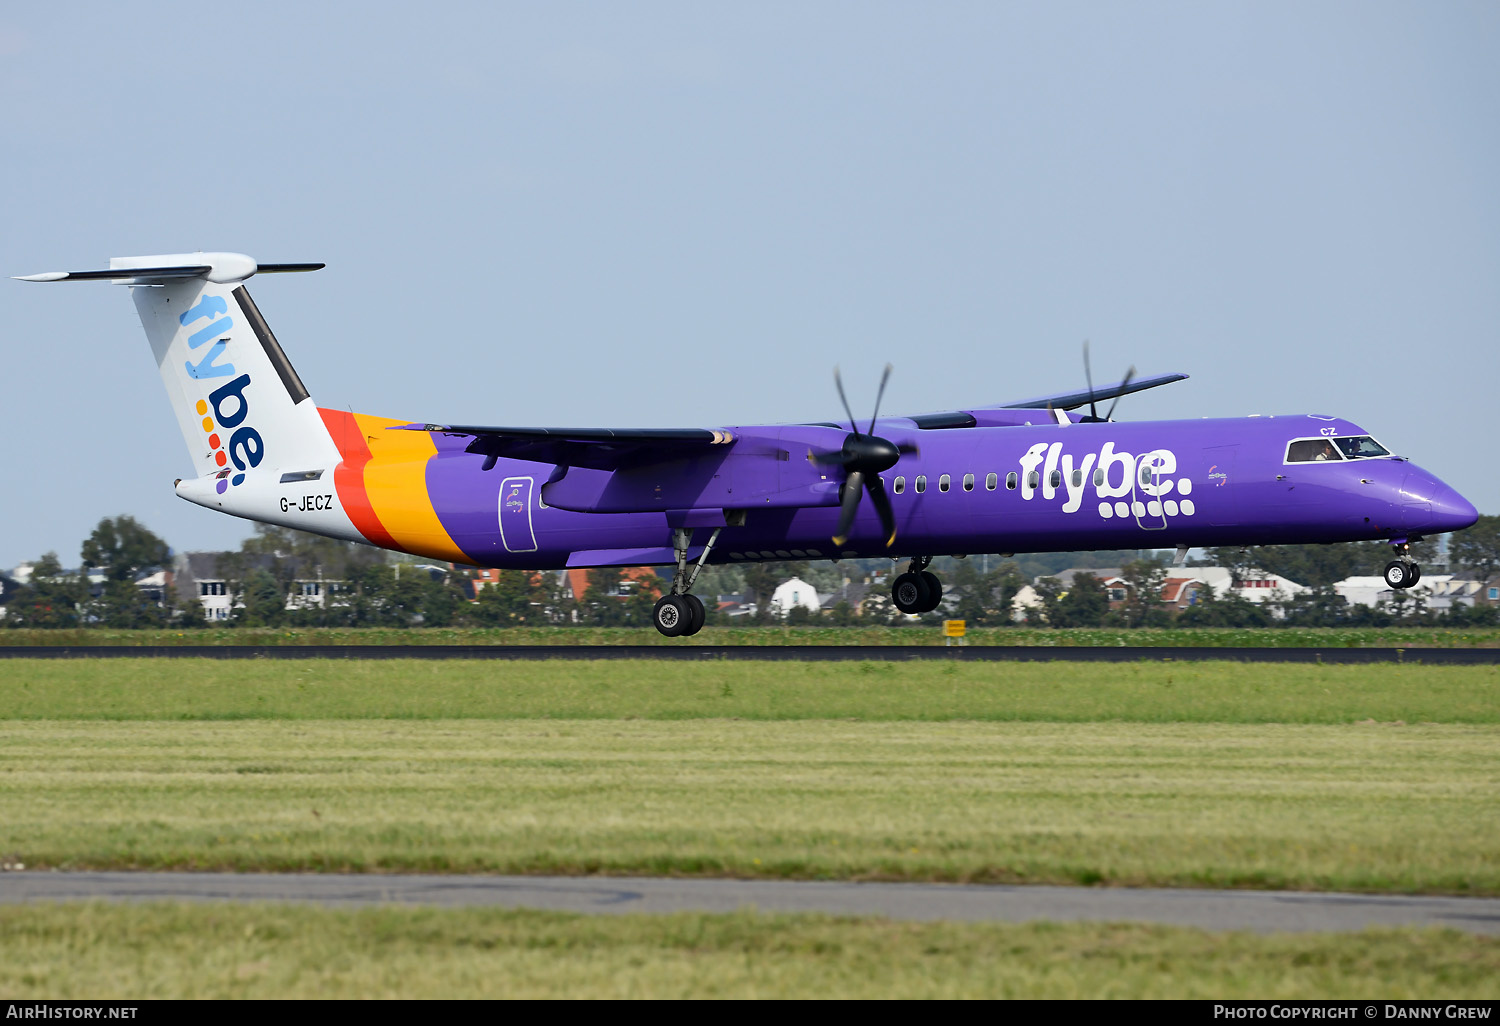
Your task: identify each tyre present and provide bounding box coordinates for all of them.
[1382,561,1410,590]
[918,571,943,613]
[1407,563,1421,587]
[892,572,932,615]
[683,594,706,636]
[652,595,688,637]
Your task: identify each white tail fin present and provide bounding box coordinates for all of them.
[19,253,339,490]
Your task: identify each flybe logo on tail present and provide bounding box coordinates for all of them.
[180,294,238,380]
[180,295,264,493]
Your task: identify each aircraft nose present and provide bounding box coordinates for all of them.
[1400,470,1478,533]
[1428,482,1479,533]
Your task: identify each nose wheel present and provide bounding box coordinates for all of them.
[1384,541,1421,591]
[892,557,943,614]
[1383,560,1421,590]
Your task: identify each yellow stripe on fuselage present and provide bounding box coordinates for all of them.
[353,412,472,564]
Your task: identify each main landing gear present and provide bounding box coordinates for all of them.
[891,556,943,615]
[652,527,723,637]
[1383,540,1422,591]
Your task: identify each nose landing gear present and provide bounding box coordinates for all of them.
[652,527,721,637]
[892,556,943,614]
[1383,540,1422,591]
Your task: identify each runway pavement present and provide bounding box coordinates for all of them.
[4,872,1498,934]
[3,645,1497,662]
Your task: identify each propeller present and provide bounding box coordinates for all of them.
[811,364,904,548]
[1076,340,1135,424]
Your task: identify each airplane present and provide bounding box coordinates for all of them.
[17,252,1479,636]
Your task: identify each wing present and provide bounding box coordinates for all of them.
[997,372,1188,411]
[896,372,1190,430]
[396,424,737,471]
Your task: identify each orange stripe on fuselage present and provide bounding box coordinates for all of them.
[319,408,471,565]
[320,407,399,550]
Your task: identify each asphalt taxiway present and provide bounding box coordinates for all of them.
[3,873,1497,935]
[3,645,1498,662]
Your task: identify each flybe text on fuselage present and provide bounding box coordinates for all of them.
[1015,440,1194,520]
[178,293,264,493]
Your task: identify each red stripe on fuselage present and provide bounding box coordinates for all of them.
[318,407,400,550]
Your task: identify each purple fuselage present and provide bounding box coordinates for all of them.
[420,413,1476,569]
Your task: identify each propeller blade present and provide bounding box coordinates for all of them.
[1103,365,1136,422]
[867,362,893,435]
[1083,340,1098,421]
[831,469,864,547]
[833,366,859,437]
[866,473,897,547]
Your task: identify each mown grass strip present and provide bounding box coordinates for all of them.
[1,659,1494,723]
[3,626,1498,647]
[3,721,1496,893]
[1,903,1494,999]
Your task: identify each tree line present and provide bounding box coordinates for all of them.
[5,515,1498,629]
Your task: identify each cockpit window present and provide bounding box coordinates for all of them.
[1333,435,1390,459]
[1286,439,1344,463]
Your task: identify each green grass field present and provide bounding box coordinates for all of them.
[2,658,1497,722]
[4,625,1499,647]
[4,657,1496,997]
[3,904,1494,999]
[4,719,1496,891]
[1,660,1496,891]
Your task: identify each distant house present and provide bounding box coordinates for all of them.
[1337,572,1488,614]
[175,552,238,621]
[134,569,173,606]
[770,577,821,617]
[1010,583,1043,621]
[1160,576,1210,610]
[1444,572,1500,607]
[0,571,20,620]
[1035,565,1308,618]
[174,551,353,619]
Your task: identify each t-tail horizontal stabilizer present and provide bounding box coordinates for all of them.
[14,252,323,286]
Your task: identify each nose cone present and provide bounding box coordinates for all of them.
[1400,469,1478,534]
[1429,482,1479,533]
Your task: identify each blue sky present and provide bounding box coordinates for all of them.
[2,1,1497,568]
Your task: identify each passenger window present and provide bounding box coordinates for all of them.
[1139,464,1155,485]
[1026,471,1039,489]
[1333,435,1390,459]
[986,473,998,491]
[1049,470,1061,489]
[1072,469,1083,488]
[939,474,951,493]
[894,476,904,495]
[963,473,975,492]
[1093,469,1104,486]
[1286,439,1345,463]
[1006,472,1018,490]
[915,475,927,493]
